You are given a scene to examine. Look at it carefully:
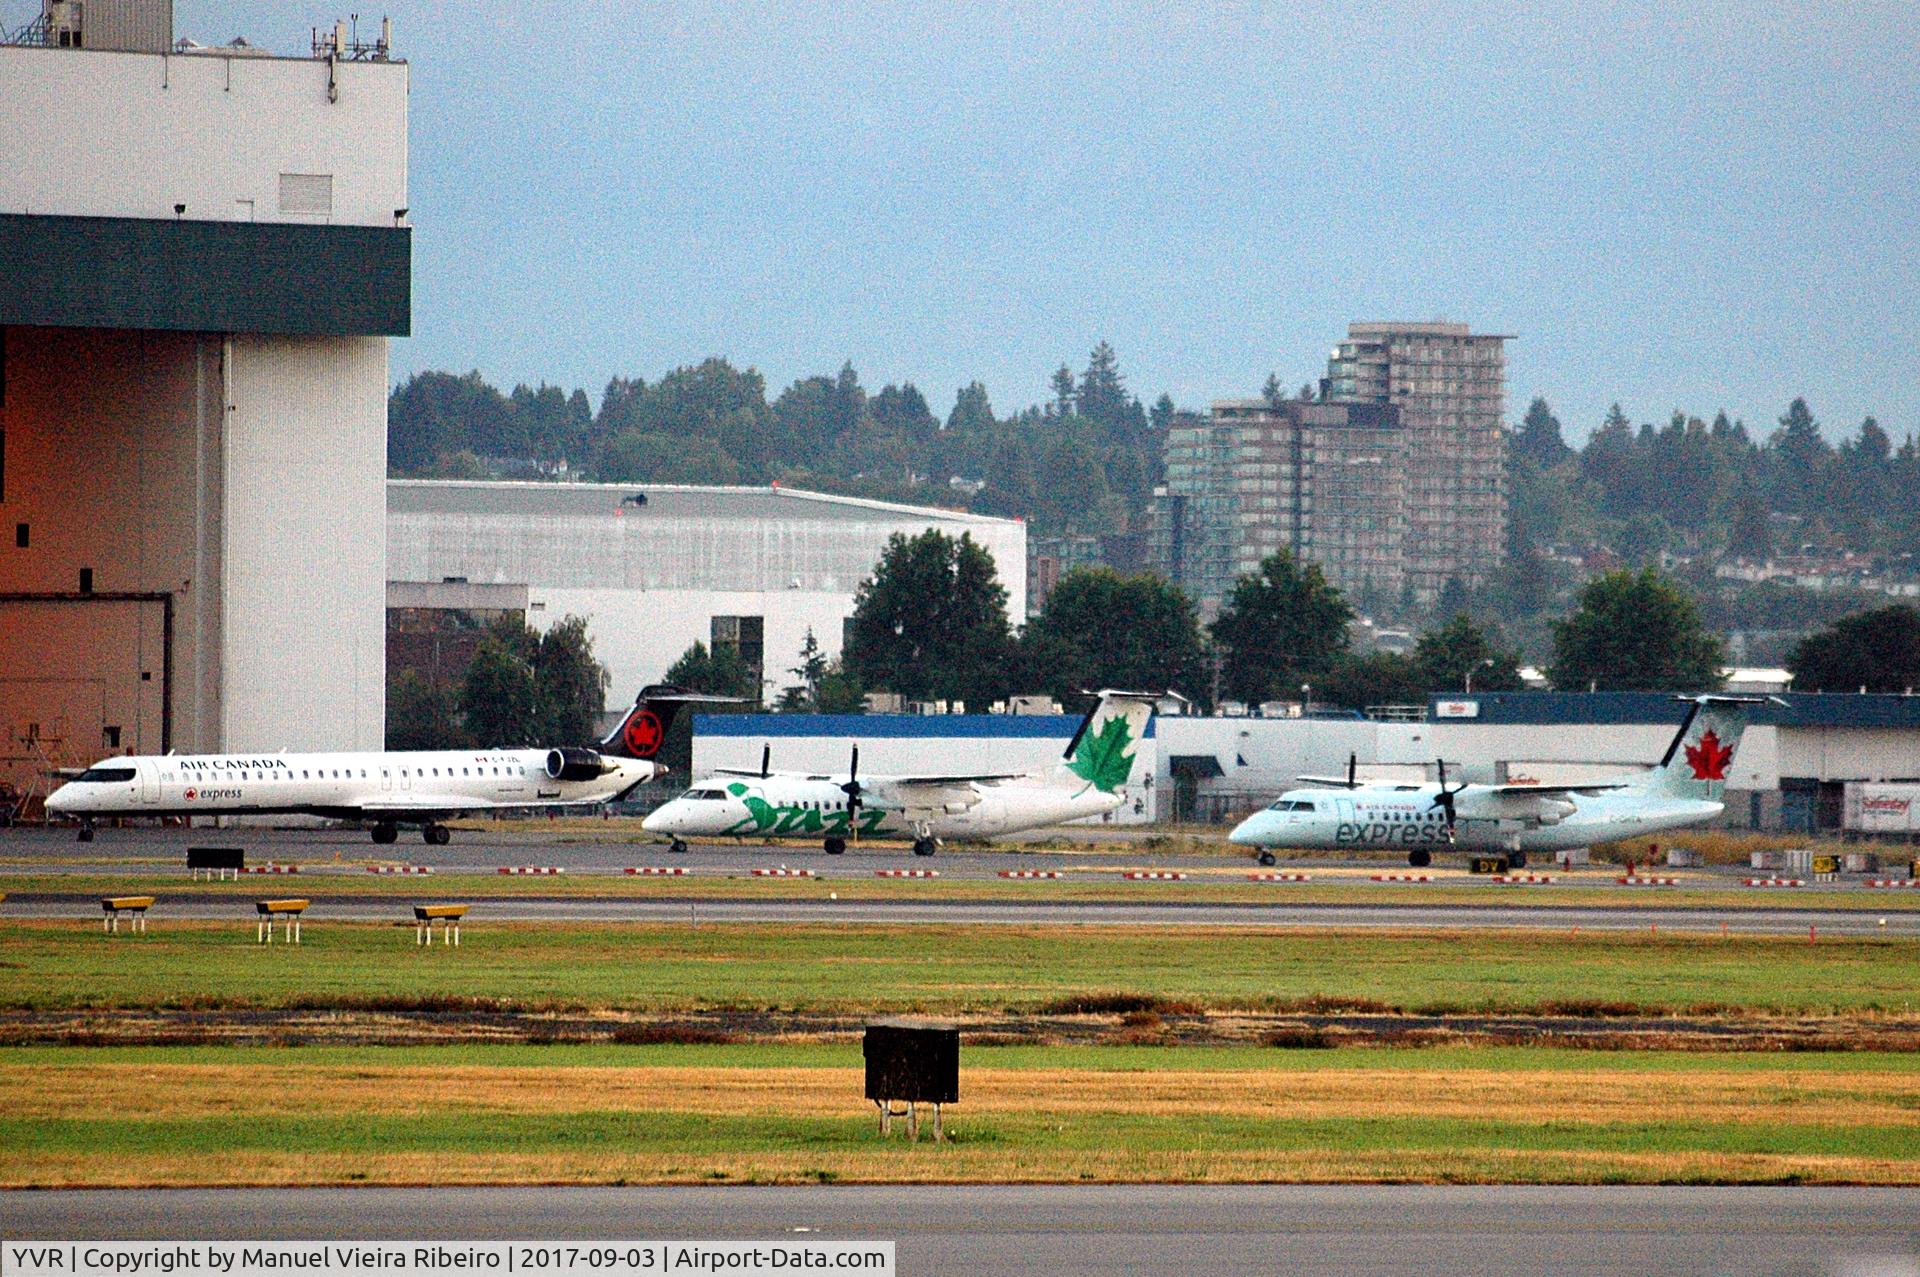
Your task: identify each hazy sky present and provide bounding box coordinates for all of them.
[106,3,1920,439]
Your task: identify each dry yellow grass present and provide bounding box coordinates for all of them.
[9,1061,1918,1128]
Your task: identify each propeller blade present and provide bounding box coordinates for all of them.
[1347,753,1357,789]
[843,745,862,846]
[761,744,771,779]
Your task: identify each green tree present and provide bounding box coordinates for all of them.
[842,530,1016,711]
[593,431,742,485]
[534,614,611,744]
[1547,568,1726,691]
[1786,605,1920,693]
[1315,651,1426,711]
[1511,397,1573,468]
[1414,615,1524,692]
[462,619,541,746]
[815,666,867,714]
[1210,551,1355,704]
[947,381,996,434]
[1767,397,1831,513]
[386,671,464,750]
[1019,568,1208,703]
[1725,488,1772,561]
[664,640,757,700]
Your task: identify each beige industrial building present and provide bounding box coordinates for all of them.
[0,2,409,799]
[1151,320,1507,615]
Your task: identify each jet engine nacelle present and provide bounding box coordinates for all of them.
[546,747,608,782]
[1454,791,1578,826]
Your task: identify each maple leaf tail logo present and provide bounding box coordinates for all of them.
[1684,728,1733,782]
[1067,715,1137,794]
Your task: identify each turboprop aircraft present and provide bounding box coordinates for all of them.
[641,690,1158,856]
[1227,694,1772,868]
[43,685,730,845]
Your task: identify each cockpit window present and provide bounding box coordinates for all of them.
[1267,798,1318,812]
[75,767,136,784]
[680,788,728,800]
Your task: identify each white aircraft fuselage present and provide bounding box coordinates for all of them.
[1228,784,1722,854]
[643,773,1123,843]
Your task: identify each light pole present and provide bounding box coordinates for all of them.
[1464,658,1494,694]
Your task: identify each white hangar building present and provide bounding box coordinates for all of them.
[387,480,1027,708]
[1,2,408,799]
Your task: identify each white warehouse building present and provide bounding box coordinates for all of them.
[386,480,1027,708]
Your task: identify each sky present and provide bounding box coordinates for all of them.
[76,2,1920,441]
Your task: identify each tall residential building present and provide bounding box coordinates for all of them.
[1324,322,1509,601]
[1150,398,1405,620]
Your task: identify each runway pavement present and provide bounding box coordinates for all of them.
[5,1185,1917,1276]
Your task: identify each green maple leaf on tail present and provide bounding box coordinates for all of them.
[1067,715,1137,794]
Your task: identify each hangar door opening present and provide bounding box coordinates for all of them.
[0,593,171,807]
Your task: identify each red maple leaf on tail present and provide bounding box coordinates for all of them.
[1684,728,1733,781]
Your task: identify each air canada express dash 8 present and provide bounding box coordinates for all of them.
[45,685,726,845]
[1229,695,1771,868]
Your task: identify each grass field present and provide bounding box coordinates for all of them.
[6,870,1920,913]
[3,1043,1917,1187]
[2,919,1915,1017]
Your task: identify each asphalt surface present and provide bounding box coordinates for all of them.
[5,1185,1917,1276]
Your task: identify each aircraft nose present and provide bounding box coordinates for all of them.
[1227,815,1264,846]
[640,806,674,833]
[45,786,70,813]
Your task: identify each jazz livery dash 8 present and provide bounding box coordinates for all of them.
[44,686,724,844]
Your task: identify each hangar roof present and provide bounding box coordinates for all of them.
[1439,692,1920,730]
[388,480,1015,527]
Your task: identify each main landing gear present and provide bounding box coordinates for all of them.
[1408,848,1431,868]
[912,837,937,857]
[421,823,450,846]
[823,837,846,855]
[370,823,398,845]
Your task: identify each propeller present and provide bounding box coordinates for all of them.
[841,745,863,845]
[1346,752,1358,789]
[760,743,771,779]
[1430,759,1467,844]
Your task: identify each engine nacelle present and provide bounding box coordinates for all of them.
[546,747,607,782]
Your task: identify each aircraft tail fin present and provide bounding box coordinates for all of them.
[599,685,741,765]
[1636,695,1770,800]
[1058,690,1158,794]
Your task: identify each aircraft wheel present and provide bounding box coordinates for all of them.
[912,837,936,857]
[824,837,847,855]
[370,823,398,845]
[423,823,451,846]
[669,839,689,855]
[1257,850,1277,866]
[77,824,95,844]
[1408,848,1432,868]
[1508,850,1527,869]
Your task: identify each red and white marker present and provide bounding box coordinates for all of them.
[1866,879,1920,889]
[498,866,565,875]
[626,866,689,876]
[1249,872,1312,882]
[751,867,815,878]
[1491,874,1557,884]
[367,865,433,875]
[875,868,939,878]
[1618,876,1679,886]
[1742,878,1805,888]
[999,870,1063,879]
[241,864,299,874]
[1123,870,1187,881]
[1370,873,1432,883]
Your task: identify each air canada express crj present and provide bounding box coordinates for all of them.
[44,686,726,845]
[1228,695,1771,868]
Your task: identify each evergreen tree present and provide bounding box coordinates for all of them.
[1512,397,1573,468]
[664,640,756,699]
[1787,605,1920,693]
[1020,568,1209,703]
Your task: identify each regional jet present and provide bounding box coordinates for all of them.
[44,685,730,844]
[1227,695,1772,868]
[642,690,1158,855]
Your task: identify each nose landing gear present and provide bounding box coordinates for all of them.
[77,820,96,844]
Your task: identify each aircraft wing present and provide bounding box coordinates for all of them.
[1295,774,1364,788]
[1475,781,1631,796]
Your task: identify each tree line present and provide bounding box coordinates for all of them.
[393,533,1920,751]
